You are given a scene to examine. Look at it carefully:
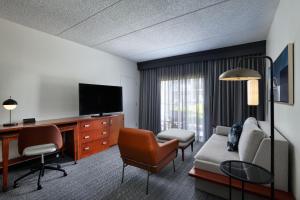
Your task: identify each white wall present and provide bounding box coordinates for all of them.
[266,0,300,198]
[0,18,139,127]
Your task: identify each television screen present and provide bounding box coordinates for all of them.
[79,83,123,115]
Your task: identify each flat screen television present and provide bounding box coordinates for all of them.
[79,83,123,116]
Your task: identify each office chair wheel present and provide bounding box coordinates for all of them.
[63,172,67,177]
[37,185,42,190]
[13,183,19,188]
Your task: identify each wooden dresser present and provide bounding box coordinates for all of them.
[78,115,124,159]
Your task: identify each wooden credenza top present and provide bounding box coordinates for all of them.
[0,114,124,134]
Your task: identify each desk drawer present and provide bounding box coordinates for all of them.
[99,128,110,139]
[80,130,100,143]
[99,138,109,150]
[99,118,109,127]
[80,139,110,158]
[80,140,101,158]
[79,120,100,131]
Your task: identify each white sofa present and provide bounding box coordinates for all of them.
[194,117,289,192]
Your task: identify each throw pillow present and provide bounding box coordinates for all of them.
[227,122,243,151]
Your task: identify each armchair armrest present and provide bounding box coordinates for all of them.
[215,125,231,136]
[157,139,179,162]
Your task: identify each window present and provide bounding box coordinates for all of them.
[160,77,204,141]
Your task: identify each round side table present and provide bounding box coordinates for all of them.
[220,160,273,200]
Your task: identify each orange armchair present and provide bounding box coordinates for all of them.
[118,128,178,194]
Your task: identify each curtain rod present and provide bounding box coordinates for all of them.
[137,41,266,71]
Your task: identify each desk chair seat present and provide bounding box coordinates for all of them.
[23,143,57,156]
[13,125,67,190]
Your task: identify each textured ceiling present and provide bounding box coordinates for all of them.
[0,0,279,62]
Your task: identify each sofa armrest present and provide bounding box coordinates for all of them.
[157,139,179,162]
[253,138,289,191]
[215,126,231,136]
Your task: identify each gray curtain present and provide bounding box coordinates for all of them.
[139,62,210,141]
[207,55,265,129]
[139,54,265,141]
[139,69,161,134]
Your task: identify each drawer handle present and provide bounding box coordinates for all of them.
[102,131,107,135]
[102,121,107,125]
[102,141,107,145]
[84,135,90,139]
[84,146,90,151]
[84,124,90,128]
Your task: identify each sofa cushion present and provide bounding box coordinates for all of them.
[194,134,239,165]
[238,118,266,162]
[243,117,258,126]
[215,126,231,136]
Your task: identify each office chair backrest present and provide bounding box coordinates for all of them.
[18,125,63,155]
[118,128,159,165]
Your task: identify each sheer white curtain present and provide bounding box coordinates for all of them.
[160,77,205,141]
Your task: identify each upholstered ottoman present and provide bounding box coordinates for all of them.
[157,129,195,161]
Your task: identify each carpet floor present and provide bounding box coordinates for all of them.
[0,142,222,200]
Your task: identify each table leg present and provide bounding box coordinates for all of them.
[229,176,232,200]
[229,162,232,200]
[2,138,9,192]
[242,181,244,200]
[73,125,79,164]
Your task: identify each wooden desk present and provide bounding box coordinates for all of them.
[0,114,124,192]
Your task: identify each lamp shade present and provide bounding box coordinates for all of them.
[247,80,259,106]
[2,97,18,110]
[219,68,261,81]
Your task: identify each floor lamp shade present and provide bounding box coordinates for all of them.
[219,68,261,81]
[247,80,259,106]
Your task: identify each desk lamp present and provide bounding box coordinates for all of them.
[2,96,18,127]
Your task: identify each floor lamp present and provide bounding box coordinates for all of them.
[219,56,275,199]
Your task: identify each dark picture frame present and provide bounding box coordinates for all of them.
[273,43,294,104]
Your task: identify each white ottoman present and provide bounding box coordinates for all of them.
[157,129,195,161]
